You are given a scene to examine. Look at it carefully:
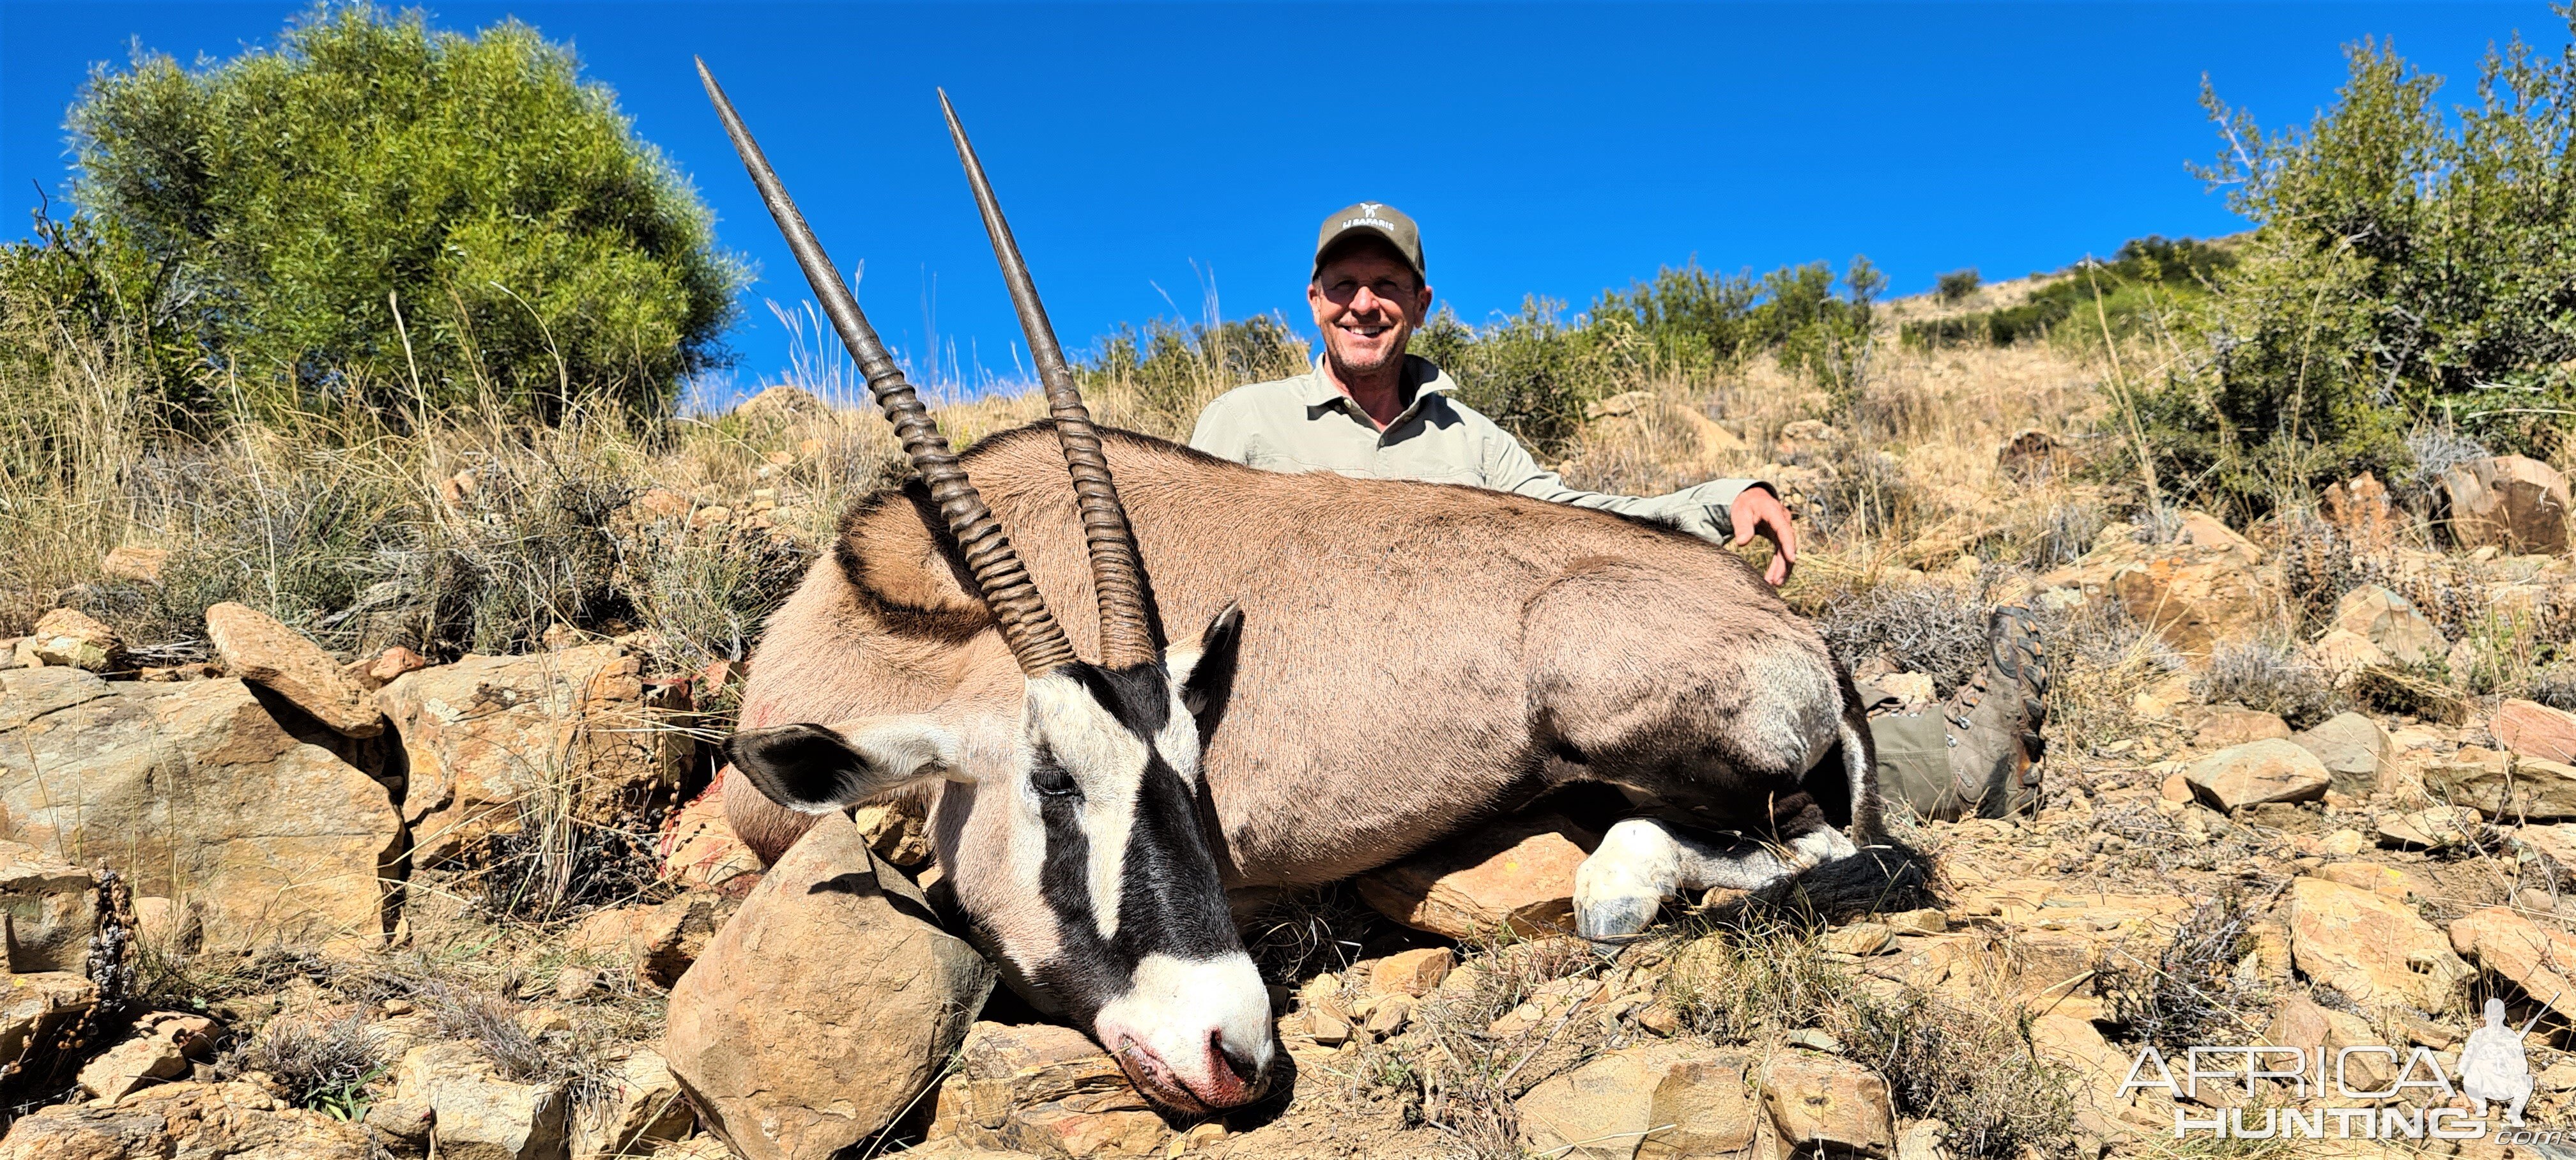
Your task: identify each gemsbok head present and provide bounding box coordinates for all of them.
[696,63,1273,1113]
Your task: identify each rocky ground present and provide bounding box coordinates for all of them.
[2,346,2575,1158]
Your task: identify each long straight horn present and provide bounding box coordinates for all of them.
[698,60,1075,676]
[939,90,1162,671]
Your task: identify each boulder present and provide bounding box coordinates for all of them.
[665,813,994,1160]
[0,971,97,1077]
[2192,707,2291,750]
[2182,740,2331,810]
[75,1011,217,1101]
[2312,629,2390,682]
[2269,995,2391,1091]
[2450,907,2576,1024]
[2321,473,2397,551]
[0,839,96,972]
[2495,698,2576,765]
[2291,713,2391,796]
[0,668,399,949]
[656,784,761,895]
[99,545,170,584]
[2425,745,2576,820]
[1515,1041,1762,1160]
[204,602,383,737]
[2375,806,2483,850]
[0,1081,371,1160]
[378,645,691,864]
[572,1048,693,1160]
[1759,1050,1895,1156]
[732,384,829,424]
[384,1041,570,1160]
[2442,454,2571,555]
[2288,877,2472,1011]
[566,893,730,988]
[853,798,934,868]
[924,1022,1167,1158]
[2110,554,2278,663]
[134,895,203,955]
[1354,814,1598,938]
[1367,947,1455,998]
[26,607,120,671]
[2513,823,2576,867]
[2327,586,2444,668]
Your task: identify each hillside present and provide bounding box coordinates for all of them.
[6,271,2576,1158]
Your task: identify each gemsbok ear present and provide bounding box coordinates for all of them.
[1167,602,1244,718]
[724,717,964,814]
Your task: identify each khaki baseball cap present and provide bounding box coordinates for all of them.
[1313,202,1425,280]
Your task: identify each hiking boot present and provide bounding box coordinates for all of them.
[1866,606,2050,821]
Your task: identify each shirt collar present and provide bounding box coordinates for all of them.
[1296,354,1452,410]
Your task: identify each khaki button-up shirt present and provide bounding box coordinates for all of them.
[1188,355,1767,542]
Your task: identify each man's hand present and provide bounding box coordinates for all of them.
[1729,487,1798,586]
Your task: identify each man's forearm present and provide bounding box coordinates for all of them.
[1505,475,1767,539]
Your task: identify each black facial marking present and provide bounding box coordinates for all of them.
[1023,662,1246,1025]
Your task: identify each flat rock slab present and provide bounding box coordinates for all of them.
[2183,739,2331,810]
[0,839,96,973]
[2442,454,2570,555]
[1517,1041,1761,1160]
[926,1022,1167,1159]
[2288,877,2472,1012]
[2329,586,2444,668]
[0,668,399,949]
[1355,813,1598,938]
[0,1081,371,1160]
[204,602,383,737]
[1760,1050,1896,1156]
[2426,745,2576,820]
[2450,907,2576,1025]
[664,813,994,1160]
[2496,699,2576,765]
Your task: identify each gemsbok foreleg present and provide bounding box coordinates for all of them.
[1573,816,1859,940]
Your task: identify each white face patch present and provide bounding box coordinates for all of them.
[1023,671,1151,942]
[1092,951,1273,1105]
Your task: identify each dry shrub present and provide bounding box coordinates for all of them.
[2192,640,2338,728]
[2099,891,2273,1055]
[219,1009,383,1120]
[2034,596,2181,759]
[1664,922,2078,1159]
[1238,885,1393,987]
[1814,575,1992,697]
[1825,989,2078,1159]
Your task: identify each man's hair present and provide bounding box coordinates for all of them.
[1312,234,1422,289]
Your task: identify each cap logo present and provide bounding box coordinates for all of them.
[1358,202,1384,218]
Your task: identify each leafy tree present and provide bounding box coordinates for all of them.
[65,2,741,421]
[2158,13,2576,508]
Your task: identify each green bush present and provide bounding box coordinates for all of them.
[1902,236,2233,350]
[1080,314,1308,438]
[59,2,741,424]
[2148,17,2576,509]
[1399,258,1882,457]
[1934,268,1982,303]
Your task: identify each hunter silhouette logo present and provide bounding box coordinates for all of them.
[1357,202,1384,218]
[2462,997,2538,1126]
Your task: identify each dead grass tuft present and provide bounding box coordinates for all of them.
[217,1009,383,1120]
[2193,640,2339,729]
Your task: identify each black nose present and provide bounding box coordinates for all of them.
[1215,1030,1263,1090]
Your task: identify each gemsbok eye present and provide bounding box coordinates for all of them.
[1032,768,1080,800]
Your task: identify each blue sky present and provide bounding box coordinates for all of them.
[5,3,2568,406]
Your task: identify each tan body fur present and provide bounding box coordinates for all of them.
[728,425,1859,887]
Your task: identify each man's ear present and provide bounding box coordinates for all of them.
[1166,602,1243,718]
[724,715,963,815]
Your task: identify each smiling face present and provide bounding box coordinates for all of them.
[1307,240,1432,379]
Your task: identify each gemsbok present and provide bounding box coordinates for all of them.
[695,62,1926,1115]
